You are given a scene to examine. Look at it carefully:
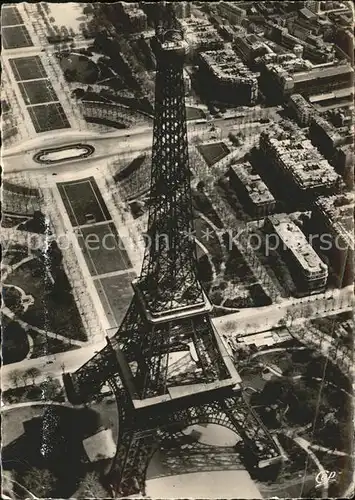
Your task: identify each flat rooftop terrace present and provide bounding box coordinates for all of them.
[267,214,328,275]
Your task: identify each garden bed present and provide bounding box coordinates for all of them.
[2,316,30,365]
[2,379,65,406]
[192,189,223,229]
[28,329,79,359]
[83,115,127,129]
[4,248,87,346]
[2,214,30,229]
[60,53,99,84]
[186,106,205,121]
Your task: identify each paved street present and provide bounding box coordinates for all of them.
[2,285,352,391]
[2,106,281,173]
[214,285,353,335]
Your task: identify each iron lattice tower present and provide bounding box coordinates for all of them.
[64,7,282,497]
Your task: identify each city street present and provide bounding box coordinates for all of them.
[2,285,353,391]
[214,285,354,336]
[2,105,281,173]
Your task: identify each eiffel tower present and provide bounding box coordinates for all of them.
[64,5,282,496]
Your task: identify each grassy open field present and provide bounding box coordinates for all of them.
[94,271,136,328]
[197,142,230,167]
[186,106,206,121]
[4,253,87,342]
[57,177,111,227]
[58,177,136,329]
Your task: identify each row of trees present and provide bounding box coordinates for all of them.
[249,353,352,451]
[8,367,41,387]
[6,371,64,404]
[10,468,108,499]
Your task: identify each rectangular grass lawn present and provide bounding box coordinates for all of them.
[94,271,136,327]
[9,56,48,81]
[57,177,111,227]
[2,25,33,49]
[18,79,58,105]
[197,142,230,167]
[78,222,132,276]
[2,6,24,26]
[28,103,70,133]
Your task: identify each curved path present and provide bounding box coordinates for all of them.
[251,347,353,399]
[2,255,86,349]
[309,443,351,458]
[1,401,77,411]
[249,346,308,360]
[343,479,355,498]
[4,477,38,500]
[195,238,217,283]
[291,435,329,498]
[2,305,85,348]
[246,349,354,498]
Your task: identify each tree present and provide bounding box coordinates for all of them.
[76,472,110,498]
[235,344,252,361]
[21,468,57,498]
[41,376,61,401]
[3,321,30,364]
[26,367,41,385]
[197,180,206,192]
[304,356,325,381]
[83,5,94,15]
[21,372,29,385]
[8,369,21,388]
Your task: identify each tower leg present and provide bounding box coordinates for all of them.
[107,392,282,497]
[108,430,158,497]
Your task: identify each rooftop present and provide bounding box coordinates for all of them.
[311,115,344,141]
[289,93,315,109]
[230,161,275,205]
[266,58,313,77]
[121,3,147,18]
[315,193,354,248]
[236,32,269,50]
[181,16,222,46]
[200,48,258,83]
[218,1,247,15]
[292,62,353,83]
[262,126,341,190]
[338,143,354,154]
[268,214,328,275]
[260,52,300,65]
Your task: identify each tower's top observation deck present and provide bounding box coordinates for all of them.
[153,38,188,59]
[151,4,188,60]
[152,27,188,59]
